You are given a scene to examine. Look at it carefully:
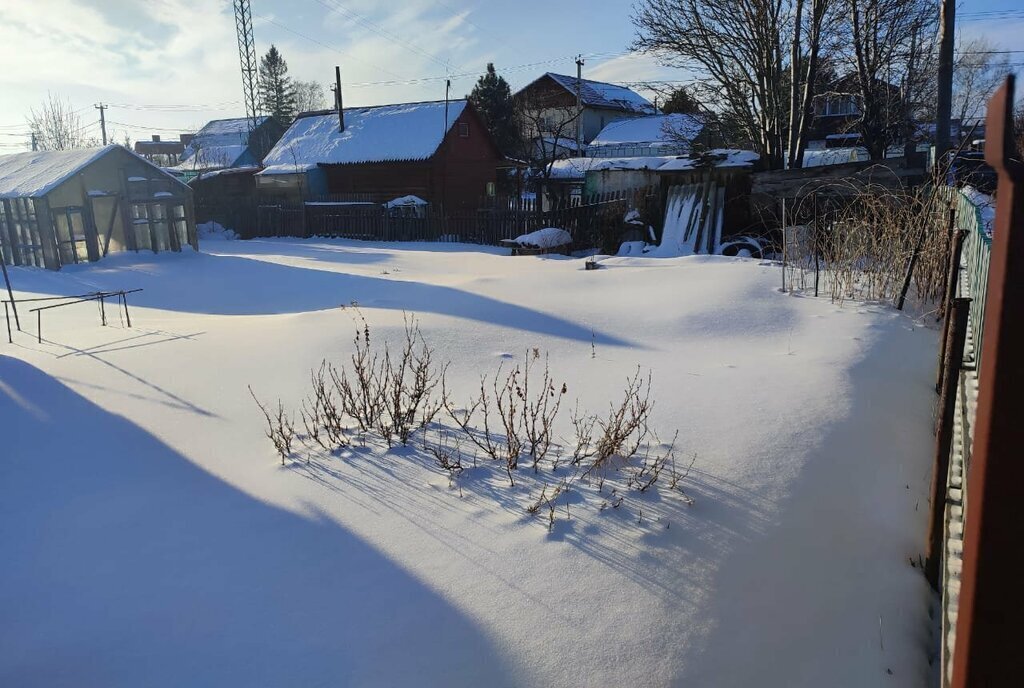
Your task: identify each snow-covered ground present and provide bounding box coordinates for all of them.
[0,237,937,687]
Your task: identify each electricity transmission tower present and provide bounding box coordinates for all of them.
[233,0,260,133]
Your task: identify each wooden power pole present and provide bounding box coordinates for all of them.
[575,55,584,153]
[935,0,956,161]
[95,103,108,146]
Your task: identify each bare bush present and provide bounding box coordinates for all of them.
[628,432,678,492]
[526,479,568,532]
[443,364,524,485]
[333,312,384,433]
[423,430,464,493]
[520,352,568,472]
[580,368,654,482]
[377,315,447,446]
[781,172,959,308]
[249,385,295,464]
[310,361,348,449]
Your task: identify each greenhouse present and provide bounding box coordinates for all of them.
[0,145,196,270]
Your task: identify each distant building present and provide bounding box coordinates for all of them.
[171,116,285,179]
[134,135,190,167]
[0,145,196,270]
[257,99,510,209]
[808,74,903,150]
[513,73,656,159]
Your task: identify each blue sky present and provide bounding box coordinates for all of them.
[1,0,1021,149]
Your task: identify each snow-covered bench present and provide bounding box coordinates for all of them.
[501,227,572,256]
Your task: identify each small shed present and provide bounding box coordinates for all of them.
[0,145,197,271]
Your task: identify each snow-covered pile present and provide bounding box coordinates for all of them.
[512,227,572,249]
[196,220,238,240]
[384,194,427,208]
[0,237,937,687]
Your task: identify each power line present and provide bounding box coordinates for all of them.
[255,10,406,80]
[309,0,452,71]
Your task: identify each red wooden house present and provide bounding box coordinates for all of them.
[257,99,511,210]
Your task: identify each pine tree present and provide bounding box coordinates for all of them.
[258,45,298,124]
[660,87,701,115]
[468,63,519,156]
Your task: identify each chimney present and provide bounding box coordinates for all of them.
[152,134,161,142]
[335,65,345,132]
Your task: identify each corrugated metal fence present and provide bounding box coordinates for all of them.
[938,186,991,687]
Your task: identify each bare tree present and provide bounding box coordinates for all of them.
[953,38,1012,126]
[26,93,97,151]
[844,0,936,159]
[787,0,840,168]
[513,90,581,206]
[632,0,792,170]
[294,80,328,114]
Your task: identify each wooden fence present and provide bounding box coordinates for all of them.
[250,186,660,252]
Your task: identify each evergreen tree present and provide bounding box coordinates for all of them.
[660,87,701,115]
[258,45,298,124]
[468,63,519,156]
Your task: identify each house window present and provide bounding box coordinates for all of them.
[459,122,470,137]
[486,181,496,197]
[823,95,859,117]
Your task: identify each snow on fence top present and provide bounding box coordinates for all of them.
[543,73,655,115]
[547,149,759,180]
[260,100,469,174]
[0,145,116,198]
[590,114,704,147]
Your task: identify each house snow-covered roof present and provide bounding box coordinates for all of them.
[529,73,655,115]
[590,114,704,147]
[547,150,759,180]
[0,145,191,198]
[260,100,469,174]
[175,116,270,172]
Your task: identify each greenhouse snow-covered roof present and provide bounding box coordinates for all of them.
[590,114,704,147]
[0,146,113,199]
[548,150,759,180]
[260,100,468,174]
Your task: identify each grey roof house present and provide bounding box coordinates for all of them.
[171,116,285,178]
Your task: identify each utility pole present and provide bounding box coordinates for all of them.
[233,0,260,135]
[95,103,108,145]
[575,55,585,154]
[334,65,345,132]
[935,0,956,163]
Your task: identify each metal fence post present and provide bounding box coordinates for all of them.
[925,295,970,589]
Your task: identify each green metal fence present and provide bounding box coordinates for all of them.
[952,189,992,371]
